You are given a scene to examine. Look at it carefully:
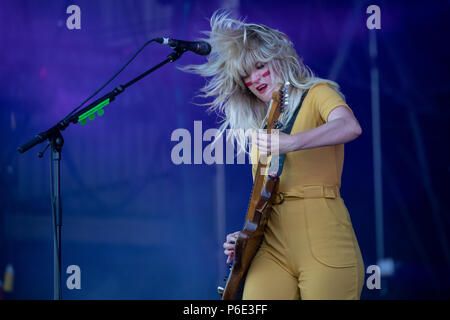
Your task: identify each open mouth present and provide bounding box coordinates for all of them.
[256,84,268,93]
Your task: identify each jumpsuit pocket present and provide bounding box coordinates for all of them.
[304,198,357,267]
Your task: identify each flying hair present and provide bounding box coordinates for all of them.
[180,10,345,153]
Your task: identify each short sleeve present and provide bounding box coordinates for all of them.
[309,83,353,122]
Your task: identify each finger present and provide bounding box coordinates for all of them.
[258,146,269,153]
[227,232,239,242]
[257,133,271,144]
[227,233,237,241]
[226,250,234,264]
[223,243,235,250]
[257,130,268,137]
[256,140,271,151]
[256,142,268,152]
[224,249,234,256]
[258,148,271,156]
[226,236,235,244]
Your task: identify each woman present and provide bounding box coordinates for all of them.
[182,11,365,300]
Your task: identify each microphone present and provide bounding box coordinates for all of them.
[155,37,211,56]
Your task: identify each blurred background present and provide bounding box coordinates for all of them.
[0,0,449,299]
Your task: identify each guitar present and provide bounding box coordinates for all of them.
[218,82,290,300]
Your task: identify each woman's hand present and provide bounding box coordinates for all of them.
[223,231,240,264]
[255,131,294,155]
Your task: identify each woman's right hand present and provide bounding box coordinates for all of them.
[223,231,240,264]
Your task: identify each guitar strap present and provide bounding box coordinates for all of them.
[267,88,310,178]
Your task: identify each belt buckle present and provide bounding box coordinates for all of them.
[272,192,285,205]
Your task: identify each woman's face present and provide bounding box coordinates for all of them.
[243,62,278,104]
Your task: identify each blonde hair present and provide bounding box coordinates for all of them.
[181,10,344,152]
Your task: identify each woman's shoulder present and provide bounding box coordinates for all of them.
[304,79,345,102]
[307,80,337,95]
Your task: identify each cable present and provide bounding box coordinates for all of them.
[62,38,157,122]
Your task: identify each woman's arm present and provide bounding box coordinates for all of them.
[255,106,362,154]
[290,105,362,151]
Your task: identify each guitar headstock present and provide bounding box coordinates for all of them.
[271,82,290,111]
[267,82,290,129]
[281,81,290,112]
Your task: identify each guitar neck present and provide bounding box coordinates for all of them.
[245,100,279,222]
[245,162,268,222]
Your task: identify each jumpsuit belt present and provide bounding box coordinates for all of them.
[272,185,340,205]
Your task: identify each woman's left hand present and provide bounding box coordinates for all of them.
[255,131,295,155]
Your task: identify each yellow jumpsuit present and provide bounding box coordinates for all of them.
[243,83,365,300]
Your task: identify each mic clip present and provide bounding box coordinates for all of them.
[38,142,50,158]
[167,48,186,62]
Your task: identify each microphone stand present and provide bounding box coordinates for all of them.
[17,48,186,300]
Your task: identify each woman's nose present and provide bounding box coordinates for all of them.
[250,71,261,83]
